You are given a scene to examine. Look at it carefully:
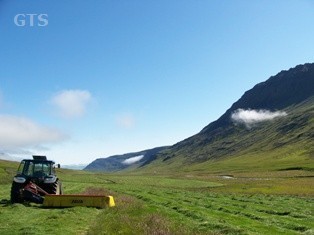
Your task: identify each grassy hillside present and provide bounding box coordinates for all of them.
[1,159,313,234]
[134,64,314,174]
[139,97,314,174]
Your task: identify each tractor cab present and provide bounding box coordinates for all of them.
[14,155,57,185]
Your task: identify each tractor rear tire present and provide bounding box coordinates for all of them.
[45,180,62,195]
[10,182,24,204]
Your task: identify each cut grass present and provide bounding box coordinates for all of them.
[0,199,101,235]
[98,174,313,235]
[0,160,313,235]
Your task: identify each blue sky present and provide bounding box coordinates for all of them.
[0,0,313,165]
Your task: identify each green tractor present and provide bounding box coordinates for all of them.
[11,155,62,204]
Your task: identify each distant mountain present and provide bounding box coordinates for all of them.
[0,153,22,162]
[86,63,314,173]
[84,146,169,171]
[62,164,87,170]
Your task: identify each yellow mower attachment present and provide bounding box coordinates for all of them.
[43,194,115,208]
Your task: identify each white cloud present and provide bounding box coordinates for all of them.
[0,115,67,149]
[122,155,144,165]
[116,113,135,129]
[231,109,287,127]
[51,90,92,118]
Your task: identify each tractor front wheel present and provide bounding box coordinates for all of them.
[10,182,24,203]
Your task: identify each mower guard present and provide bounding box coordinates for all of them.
[43,194,115,208]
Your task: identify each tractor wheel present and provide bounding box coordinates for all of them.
[10,182,24,203]
[45,180,61,195]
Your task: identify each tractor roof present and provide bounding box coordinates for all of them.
[20,155,55,164]
[22,159,55,163]
[33,155,47,160]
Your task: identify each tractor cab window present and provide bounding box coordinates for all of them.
[24,162,34,176]
[41,163,51,175]
[17,161,26,174]
[33,162,51,177]
[22,161,52,177]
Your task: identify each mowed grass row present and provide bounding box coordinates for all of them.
[1,160,314,235]
[90,175,314,235]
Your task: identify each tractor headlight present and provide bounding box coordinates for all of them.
[13,177,26,183]
[44,176,56,183]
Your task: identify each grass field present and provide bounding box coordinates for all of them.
[0,160,313,235]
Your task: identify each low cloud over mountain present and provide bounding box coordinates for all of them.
[231,109,287,127]
[122,155,144,165]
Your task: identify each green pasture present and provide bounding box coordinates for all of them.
[0,160,313,234]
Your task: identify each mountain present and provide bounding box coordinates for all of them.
[146,63,314,172]
[201,63,314,134]
[84,146,169,171]
[62,164,87,170]
[0,153,22,162]
[86,63,314,173]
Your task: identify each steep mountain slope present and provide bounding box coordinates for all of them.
[142,63,314,172]
[86,63,314,173]
[84,146,168,171]
[201,63,314,134]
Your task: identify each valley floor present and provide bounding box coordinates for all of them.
[0,161,313,235]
